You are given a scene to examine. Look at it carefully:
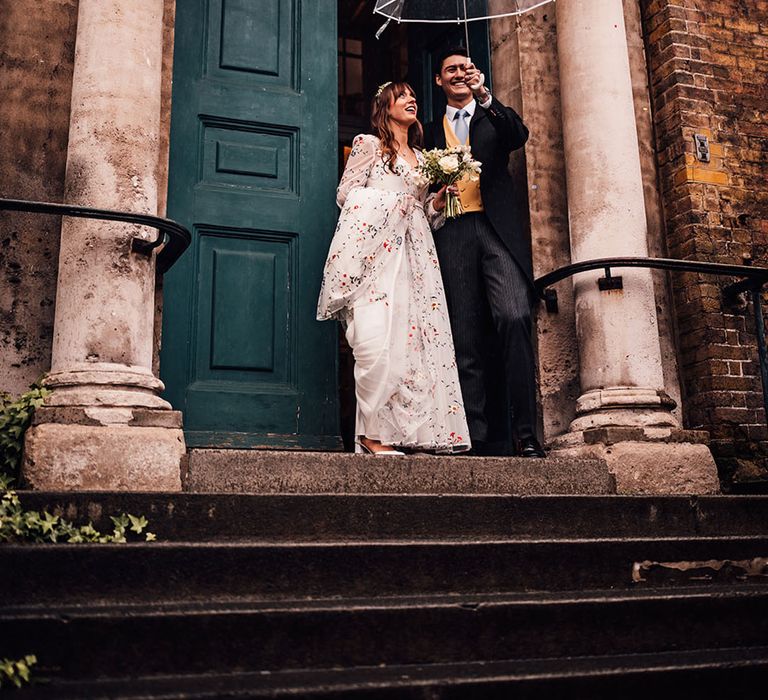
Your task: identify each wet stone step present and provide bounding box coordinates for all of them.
[17,646,768,700]
[2,537,768,607]
[3,588,768,680]
[15,492,768,542]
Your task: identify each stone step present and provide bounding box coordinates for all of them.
[18,646,768,699]
[3,537,768,606]
[3,588,768,681]
[185,450,615,494]
[16,492,768,542]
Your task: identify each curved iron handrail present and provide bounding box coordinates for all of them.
[534,255,768,298]
[0,198,191,274]
[535,255,768,432]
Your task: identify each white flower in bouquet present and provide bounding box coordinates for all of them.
[417,146,483,219]
[437,154,460,174]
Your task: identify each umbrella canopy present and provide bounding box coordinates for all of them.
[374,0,555,23]
[374,0,555,52]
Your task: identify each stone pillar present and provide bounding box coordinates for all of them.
[22,0,184,491]
[551,0,719,494]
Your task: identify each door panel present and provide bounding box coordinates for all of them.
[162,0,340,449]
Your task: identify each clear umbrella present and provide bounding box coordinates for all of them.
[374,0,556,53]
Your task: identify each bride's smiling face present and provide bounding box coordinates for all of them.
[388,87,418,127]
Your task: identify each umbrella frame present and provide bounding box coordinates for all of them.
[373,0,555,23]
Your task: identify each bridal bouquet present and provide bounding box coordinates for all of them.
[416,145,482,219]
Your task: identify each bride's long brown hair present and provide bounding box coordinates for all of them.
[370,81,424,172]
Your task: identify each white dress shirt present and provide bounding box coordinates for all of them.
[445,91,493,130]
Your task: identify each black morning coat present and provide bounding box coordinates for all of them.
[423,97,533,287]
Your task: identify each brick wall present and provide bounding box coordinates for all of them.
[640,0,768,487]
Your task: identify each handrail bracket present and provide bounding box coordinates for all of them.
[598,265,623,292]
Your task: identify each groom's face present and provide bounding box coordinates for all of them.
[436,55,471,102]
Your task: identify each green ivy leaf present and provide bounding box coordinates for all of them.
[110,514,130,530]
[16,660,31,682]
[128,514,149,534]
[79,523,100,540]
[40,511,60,534]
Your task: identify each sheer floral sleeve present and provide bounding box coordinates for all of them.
[424,191,446,231]
[337,134,378,208]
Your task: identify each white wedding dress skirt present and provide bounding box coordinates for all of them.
[318,134,470,453]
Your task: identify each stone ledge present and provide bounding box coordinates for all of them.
[32,406,183,429]
[186,450,616,495]
[580,427,710,447]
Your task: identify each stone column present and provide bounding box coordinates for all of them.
[551,0,719,493]
[22,0,184,491]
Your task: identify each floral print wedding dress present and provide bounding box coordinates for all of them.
[317,134,470,453]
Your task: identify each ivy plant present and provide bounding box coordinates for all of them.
[0,474,156,544]
[0,384,49,482]
[0,386,157,691]
[0,655,37,689]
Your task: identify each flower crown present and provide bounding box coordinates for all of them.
[375,81,392,98]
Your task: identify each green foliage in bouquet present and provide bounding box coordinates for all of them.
[416,145,482,219]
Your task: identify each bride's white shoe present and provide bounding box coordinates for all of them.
[356,438,405,456]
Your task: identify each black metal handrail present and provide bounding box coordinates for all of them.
[534,255,768,427]
[535,256,768,301]
[0,198,191,274]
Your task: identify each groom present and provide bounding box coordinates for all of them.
[424,47,545,457]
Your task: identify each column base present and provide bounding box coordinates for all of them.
[549,427,720,495]
[43,364,172,409]
[569,388,679,432]
[22,408,185,491]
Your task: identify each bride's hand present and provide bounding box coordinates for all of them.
[433,184,458,211]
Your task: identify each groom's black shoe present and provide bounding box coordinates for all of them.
[519,436,546,458]
[464,440,489,456]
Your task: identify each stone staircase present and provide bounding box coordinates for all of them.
[3,454,768,697]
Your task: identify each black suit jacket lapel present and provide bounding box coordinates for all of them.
[468,106,488,166]
[433,116,447,149]
[469,106,486,138]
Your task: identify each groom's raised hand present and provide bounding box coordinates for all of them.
[464,61,489,102]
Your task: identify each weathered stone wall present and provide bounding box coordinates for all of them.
[640,0,768,486]
[490,1,681,441]
[0,0,175,391]
[489,4,579,441]
[0,0,78,396]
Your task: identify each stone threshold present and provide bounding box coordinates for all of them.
[185,449,616,495]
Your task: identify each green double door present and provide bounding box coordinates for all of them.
[162,0,340,449]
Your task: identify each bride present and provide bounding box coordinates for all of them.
[318,81,470,455]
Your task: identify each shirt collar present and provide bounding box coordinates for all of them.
[446,99,477,121]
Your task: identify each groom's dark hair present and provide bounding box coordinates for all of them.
[435,46,469,75]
